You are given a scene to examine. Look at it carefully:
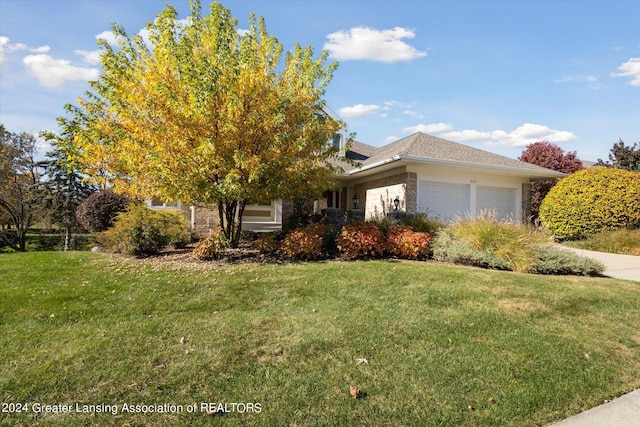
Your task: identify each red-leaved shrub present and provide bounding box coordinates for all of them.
[337,222,386,260]
[386,226,431,259]
[280,223,327,260]
[255,233,279,254]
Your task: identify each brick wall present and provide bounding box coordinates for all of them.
[522,182,532,222]
[353,170,418,218]
[191,205,220,238]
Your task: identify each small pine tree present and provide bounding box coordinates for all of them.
[40,145,96,250]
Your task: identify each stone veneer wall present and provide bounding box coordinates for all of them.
[521,182,532,222]
[353,171,418,217]
[191,205,220,238]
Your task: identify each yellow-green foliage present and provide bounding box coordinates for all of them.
[449,216,548,273]
[98,204,190,256]
[539,168,640,239]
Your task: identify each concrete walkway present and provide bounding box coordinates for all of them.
[561,247,640,282]
[547,389,640,426]
[546,247,640,426]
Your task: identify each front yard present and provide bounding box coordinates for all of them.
[1,252,639,426]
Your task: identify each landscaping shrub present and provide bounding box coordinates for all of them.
[432,229,509,270]
[321,225,341,257]
[255,233,280,254]
[539,167,640,239]
[533,245,605,276]
[97,204,190,256]
[386,226,431,260]
[448,216,548,273]
[192,230,228,260]
[337,221,386,260]
[398,213,446,234]
[280,223,327,260]
[76,190,129,232]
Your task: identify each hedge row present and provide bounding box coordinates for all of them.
[279,222,432,261]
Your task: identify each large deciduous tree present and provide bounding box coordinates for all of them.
[518,141,583,218]
[596,139,640,171]
[69,0,345,247]
[0,124,44,251]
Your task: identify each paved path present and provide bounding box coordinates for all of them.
[546,247,639,426]
[561,247,640,282]
[547,389,640,426]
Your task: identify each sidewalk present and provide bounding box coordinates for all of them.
[560,247,640,282]
[547,389,640,426]
[547,247,639,426]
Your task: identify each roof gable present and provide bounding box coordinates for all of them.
[341,132,565,178]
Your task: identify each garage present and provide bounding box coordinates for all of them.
[418,181,470,222]
[476,186,517,221]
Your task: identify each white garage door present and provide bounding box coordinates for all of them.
[418,181,470,222]
[477,186,516,221]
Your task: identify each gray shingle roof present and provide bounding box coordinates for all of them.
[342,132,565,176]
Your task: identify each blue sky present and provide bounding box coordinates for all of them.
[1,0,638,162]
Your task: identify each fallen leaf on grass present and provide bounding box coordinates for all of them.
[487,397,496,404]
[350,386,362,399]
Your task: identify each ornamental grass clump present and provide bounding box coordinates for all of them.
[443,215,549,273]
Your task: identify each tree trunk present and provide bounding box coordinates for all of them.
[64,227,71,251]
[217,199,247,248]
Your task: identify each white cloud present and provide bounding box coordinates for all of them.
[338,103,380,119]
[324,26,427,63]
[555,74,601,89]
[403,123,452,134]
[403,110,424,119]
[611,57,640,86]
[96,30,120,45]
[75,49,102,65]
[442,123,577,147]
[384,135,399,144]
[0,36,50,66]
[0,36,8,65]
[23,54,99,88]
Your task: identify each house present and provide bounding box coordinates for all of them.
[328,132,567,223]
[158,131,566,237]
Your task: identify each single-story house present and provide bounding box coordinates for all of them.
[150,130,566,236]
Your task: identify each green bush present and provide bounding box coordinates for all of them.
[539,168,640,239]
[386,226,431,260]
[398,213,446,234]
[448,216,548,273]
[280,223,327,260]
[97,204,190,256]
[337,222,386,260]
[533,246,605,276]
[192,230,228,260]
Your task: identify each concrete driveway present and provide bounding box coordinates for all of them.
[562,247,640,282]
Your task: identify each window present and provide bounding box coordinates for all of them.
[332,133,342,150]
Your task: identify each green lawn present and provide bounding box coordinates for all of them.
[1,252,639,426]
